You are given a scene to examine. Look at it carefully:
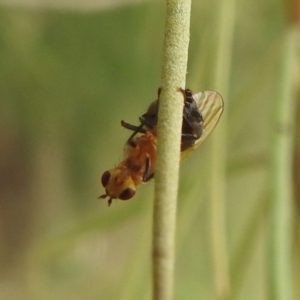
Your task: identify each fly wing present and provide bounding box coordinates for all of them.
[180,91,224,161]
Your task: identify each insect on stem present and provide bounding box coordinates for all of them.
[99,88,224,205]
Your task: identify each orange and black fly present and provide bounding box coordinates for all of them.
[100,88,224,206]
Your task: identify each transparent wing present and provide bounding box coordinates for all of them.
[180,91,224,161]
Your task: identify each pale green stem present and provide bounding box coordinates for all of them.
[210,0,235,298]
[152,1,191,300]
[269,27,299,300]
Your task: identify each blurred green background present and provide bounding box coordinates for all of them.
[0,0,299,299]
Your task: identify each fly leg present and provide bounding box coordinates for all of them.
[178,87,193,104]
[181,133,197,140]
[121,120,146,133]
[179,87,204,142]
[138,117,155,129]
[143,157,154,182]
[121,120,146,144]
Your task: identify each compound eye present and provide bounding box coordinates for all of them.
[119,188,136,200]
[101,171,111,187]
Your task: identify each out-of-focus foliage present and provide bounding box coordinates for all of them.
[0,1,299,300]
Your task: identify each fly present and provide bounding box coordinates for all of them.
[100,88,224,206]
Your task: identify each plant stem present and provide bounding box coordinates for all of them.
[210,0,235,298]
[269,27,298,300]
[152,1,191,300]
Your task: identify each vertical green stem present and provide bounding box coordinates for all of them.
[269,27,298,300]
[210,0,236,298]
[152,1,191,300]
